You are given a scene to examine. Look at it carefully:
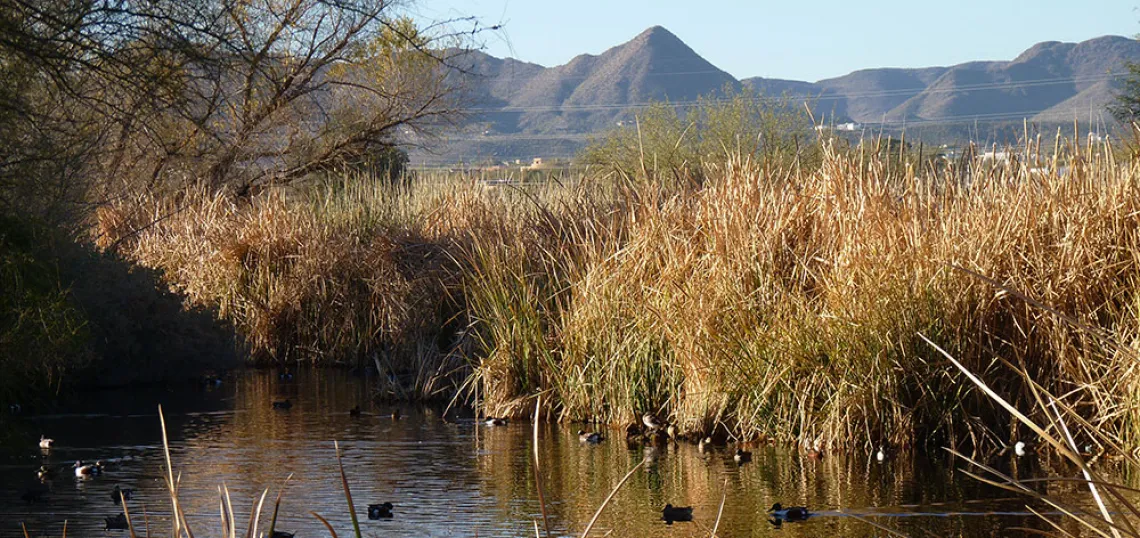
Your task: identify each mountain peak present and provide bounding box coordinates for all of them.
[628,25,685,49]
[637,25,677,38]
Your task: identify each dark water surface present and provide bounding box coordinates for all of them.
[0,371,1097,537]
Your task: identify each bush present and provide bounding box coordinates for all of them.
[581,86,818,186]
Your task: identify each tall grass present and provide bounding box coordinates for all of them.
[105,136,1140,451]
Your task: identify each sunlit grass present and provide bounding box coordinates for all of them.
[102,136,1140,452]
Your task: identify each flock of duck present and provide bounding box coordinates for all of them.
[25,429,395,533]
[21,436,139,530]
[21,390,1044,533]
[562,413,815,526]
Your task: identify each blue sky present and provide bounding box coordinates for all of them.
[412,1,1140,82]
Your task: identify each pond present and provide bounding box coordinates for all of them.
[0,370,1099,537]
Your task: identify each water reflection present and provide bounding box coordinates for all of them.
[0,371,1096,537]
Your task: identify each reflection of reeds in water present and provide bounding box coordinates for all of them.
[931,330,1139,538]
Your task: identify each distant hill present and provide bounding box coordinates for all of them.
[416,28,1140,165]
[885,36,1140,123]
[454,26,738,135]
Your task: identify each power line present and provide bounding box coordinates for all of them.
[462,72,1124,114]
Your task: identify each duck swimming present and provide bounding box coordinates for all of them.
[105,513,129,530]
[368,502,394,519]
[734,448,753,464]
[662,503,693,524]
[769,503,811,521]
[484,417,507,426]
[112,485,134,504]
[349,405,362,417]
[272,399,292,409]
[74,461,102,477]
[39,435,54,449]
[578,430,604,444]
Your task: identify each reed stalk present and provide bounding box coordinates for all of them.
[108,137,1140,451]
[579,460,645,538]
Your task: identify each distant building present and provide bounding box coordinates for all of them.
[815,122,861,132]
[980,151,1010,163]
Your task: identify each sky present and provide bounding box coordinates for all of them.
[411,1,1140,82]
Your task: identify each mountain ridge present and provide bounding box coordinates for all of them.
[423,28,1138,164]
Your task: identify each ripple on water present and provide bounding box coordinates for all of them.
[0,370,1094,538]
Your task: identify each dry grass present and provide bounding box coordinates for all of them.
[104,137,1140,451]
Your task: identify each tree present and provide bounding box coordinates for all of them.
[581,86,817,187]
[1110,61,1140,128]
[0,0,472,221]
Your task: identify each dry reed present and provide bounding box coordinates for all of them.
[105,137,1140,451]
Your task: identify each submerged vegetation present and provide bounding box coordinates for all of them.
[99,131,1140,453]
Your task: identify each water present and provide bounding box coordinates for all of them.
[0,370,1094,537]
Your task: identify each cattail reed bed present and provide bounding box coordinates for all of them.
[103,140,1140,451]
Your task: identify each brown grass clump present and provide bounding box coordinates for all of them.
[102,181,469,381]
[109,139,1140,450]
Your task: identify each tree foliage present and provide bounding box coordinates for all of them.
[1110,61,1140,127]
[0,0,467,221]
[581,86,818,186]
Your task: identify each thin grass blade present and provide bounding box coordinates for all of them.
[311,512,340,538]
[335,441,363,538]
[580,460,645,538]
[533,395,552,538]
[268,474,294,538]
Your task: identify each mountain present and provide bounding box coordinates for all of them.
[457,26,738,136]
[418,29,1140,164]
[885,36,1140,123]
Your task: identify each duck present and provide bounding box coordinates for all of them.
[272,399,292,409]
[661,503,693,524]
[1014,440,1035,457]
[39,436,54,449]
[8,403,21,414]
[391,408,401,420]
[769,503,811,521]
[270,532,294,538]
[36,465,53,480]
[484,417,507,426]
[104,513,129,530]
[734,448,753,465]
[642,413,664,431]
[698,437,713,453]
[349,405,362,417]
[112,485,134,504]
[666,424,677,440]
[578,430,604,444]
[74,460,102,477]
[368,502,394,519]
[875,445,888,462]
